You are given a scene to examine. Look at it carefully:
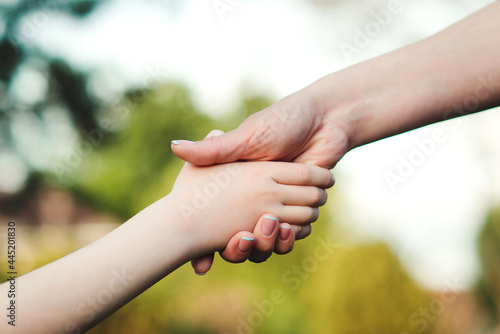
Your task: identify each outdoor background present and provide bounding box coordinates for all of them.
[1,0,500,333]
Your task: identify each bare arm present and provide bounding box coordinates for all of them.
[313,1,500,152]
[172,2,500,169]
[1,197,194,333]
[0,161,332,333]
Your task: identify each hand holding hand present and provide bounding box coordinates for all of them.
[191,215,298,275]
[169,133,333,266]
[171,92,350,170]
[174,129,332,274]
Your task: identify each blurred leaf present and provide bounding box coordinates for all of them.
[0,0,102,194]
[300,242,432,334]
[477,207,500,321]
[74,83,215,218]
[48,59,100,133]
[69,0,100,17]
[0,38,23,82]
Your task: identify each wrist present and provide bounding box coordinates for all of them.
[162,193,226,258]
[301,72,366,151]
[130,195,201,266]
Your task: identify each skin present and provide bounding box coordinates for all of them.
[190,130,319,275]
[0,160,333,333]
[174,2,500,271]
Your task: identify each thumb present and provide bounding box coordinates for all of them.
[171,127,251,166]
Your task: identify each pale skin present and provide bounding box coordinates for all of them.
[176,2,500,272]
[0,159,333,333]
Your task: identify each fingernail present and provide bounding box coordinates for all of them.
[262,216,277,237]
[194,270,206,276]
[238,237,255,252]
[172,140,195,145]
[279,225,291,240]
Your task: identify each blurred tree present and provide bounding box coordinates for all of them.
[67,86,434,333]
[1,0,103,129]
[477,207,500,328]
[300,242,432,334]
[72,83,274,219]
[83,194,435,334]
[73,83,216,219]
[0,0,104,191]
[225,94,274,129]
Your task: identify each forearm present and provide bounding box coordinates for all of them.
[0,159,330,333]
[307,2,500,150]
[0,196,193,333]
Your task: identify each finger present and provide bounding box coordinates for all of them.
[171,127,254,166]
[248,215,280,263]
[175,129,224,173]
[272,163,335,189]
[191,253,215,276]
[278,185,328,207]
[278,206,320,225]
[274,223,295,254]
[219,232,256,263]
[291,224,312,240]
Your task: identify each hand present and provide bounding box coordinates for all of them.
[171,91,350,170]
[169,153,334,257]
[178,130,325,274]
[190,215,300,275]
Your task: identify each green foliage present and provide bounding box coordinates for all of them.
[299,242,432,334]
[83,207,432,333]
[73,84,275,219]
[477,207,500,320]
[224,94,274,129]
[86,241,432,334]
[75,83,215,218]
[0,1,104,149]
[67,84,433,333]
[0,269,5,283]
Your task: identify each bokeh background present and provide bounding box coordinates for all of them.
[1,0,500,333]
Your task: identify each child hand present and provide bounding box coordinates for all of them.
[169,153,334,257]
[191,215,296,275]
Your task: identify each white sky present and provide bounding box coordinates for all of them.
[7,0,500,290]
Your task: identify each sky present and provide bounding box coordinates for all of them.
[5,0,500,290]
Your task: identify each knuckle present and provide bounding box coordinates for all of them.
[297,165,312,183]
[308,188,322,205]
[245,119,277,154]
[316,189,328,206]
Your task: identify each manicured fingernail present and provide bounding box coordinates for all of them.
[238,236,255,252]
[279,225,291,240]
[194,270,206,276]
[172,140,195,145]
[262,216,277,237]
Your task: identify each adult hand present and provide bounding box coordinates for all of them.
[184,1,500,272]
[172,3,500,173]
[171,91,350,170]
[188,130,320,275]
